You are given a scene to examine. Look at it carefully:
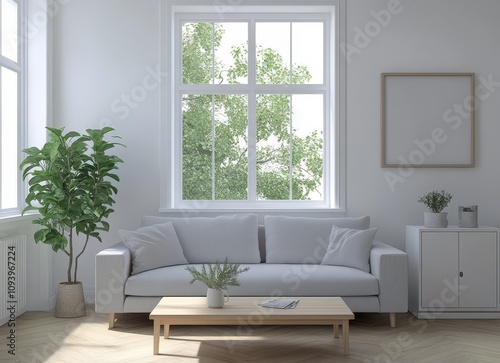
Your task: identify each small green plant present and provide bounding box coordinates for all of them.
[186,258,250,290]
[417,189,453,213]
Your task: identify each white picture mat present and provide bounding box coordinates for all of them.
[382,73,475,167]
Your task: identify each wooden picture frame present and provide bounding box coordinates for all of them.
[381,73,475,168]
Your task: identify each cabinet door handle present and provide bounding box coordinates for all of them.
[459,271,463,277]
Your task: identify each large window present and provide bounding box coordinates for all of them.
[165,1,343,210]
[0,0,23,213]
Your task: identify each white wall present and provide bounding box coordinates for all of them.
[345,0,500,249]
[51,0,161,300]
[47,0,500,302]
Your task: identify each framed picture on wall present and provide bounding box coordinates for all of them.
[381,73,475,168]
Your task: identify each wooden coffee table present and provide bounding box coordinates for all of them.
[149,296,354,355]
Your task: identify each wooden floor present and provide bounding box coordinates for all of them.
[1,306,500,363]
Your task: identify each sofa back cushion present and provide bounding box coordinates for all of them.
[321,226,378,272]
[141,214,261,264]
[264,215,370,264]
[119,222,188,275]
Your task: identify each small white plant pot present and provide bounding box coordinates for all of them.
[207,288,229,308]
[424,212,448,228]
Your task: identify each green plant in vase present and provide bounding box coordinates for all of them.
[186,258,250,308]
[417,189,453,228]
[20,127,124,317]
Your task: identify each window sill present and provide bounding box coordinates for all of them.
[0,212,38,230]
[159,207,346,216]
[0,212,37,222]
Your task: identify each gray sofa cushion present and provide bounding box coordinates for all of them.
[322,226,378,272]
[141,214,261,264]
[264,215,370,264]
[119,222,188,275]
[125,263,379,297]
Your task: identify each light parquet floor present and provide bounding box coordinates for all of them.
[1,305,499,363]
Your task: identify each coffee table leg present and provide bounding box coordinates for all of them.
[164,324,170,339]
[333,324,339,338]
[153,320,160,355]
[342,320,349,355]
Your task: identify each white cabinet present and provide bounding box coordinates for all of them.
[406,225,500,319]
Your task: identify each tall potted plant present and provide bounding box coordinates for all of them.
[20,127,124,317]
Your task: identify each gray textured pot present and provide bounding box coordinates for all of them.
[54,282,86,318]
[424,212,448,228]
[458,206,478,228]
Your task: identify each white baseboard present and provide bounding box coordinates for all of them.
[84,289,95,304]
[409,306,500,319]
[49,294,57,310]
[28,291,93,312]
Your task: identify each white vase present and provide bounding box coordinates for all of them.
[424,212,448,228]
[206,288,229,308]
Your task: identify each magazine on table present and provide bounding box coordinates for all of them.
[258,299,300,309]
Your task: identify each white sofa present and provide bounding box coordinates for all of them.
[95,214,408,328]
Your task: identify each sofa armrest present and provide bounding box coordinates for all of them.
[370,241,408,313]
[95,242,131,313]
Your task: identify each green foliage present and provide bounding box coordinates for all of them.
[181,22,323,201]
[20,127,124,283]
[185,258,250,290]
[417,189,453,213]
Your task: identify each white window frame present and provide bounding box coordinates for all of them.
[0,0,25,216]
[160,0,345,212]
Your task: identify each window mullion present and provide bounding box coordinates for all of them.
[174,17,183,207]
[289,22,293,84]
[211,22,215,85]
[248,92,256,202]
[0,68,2,209]
[248,19,256,86]
[211,22,216,200]
[0,57,22,72]
[288,22,293,200]
[289,95,293,200]
[211,95,216,200]
[248,19,257,202]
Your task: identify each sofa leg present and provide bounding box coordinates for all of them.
[389,313,396,328]
[108,313,116,329]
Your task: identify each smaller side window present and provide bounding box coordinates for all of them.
[0,0,22,212]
